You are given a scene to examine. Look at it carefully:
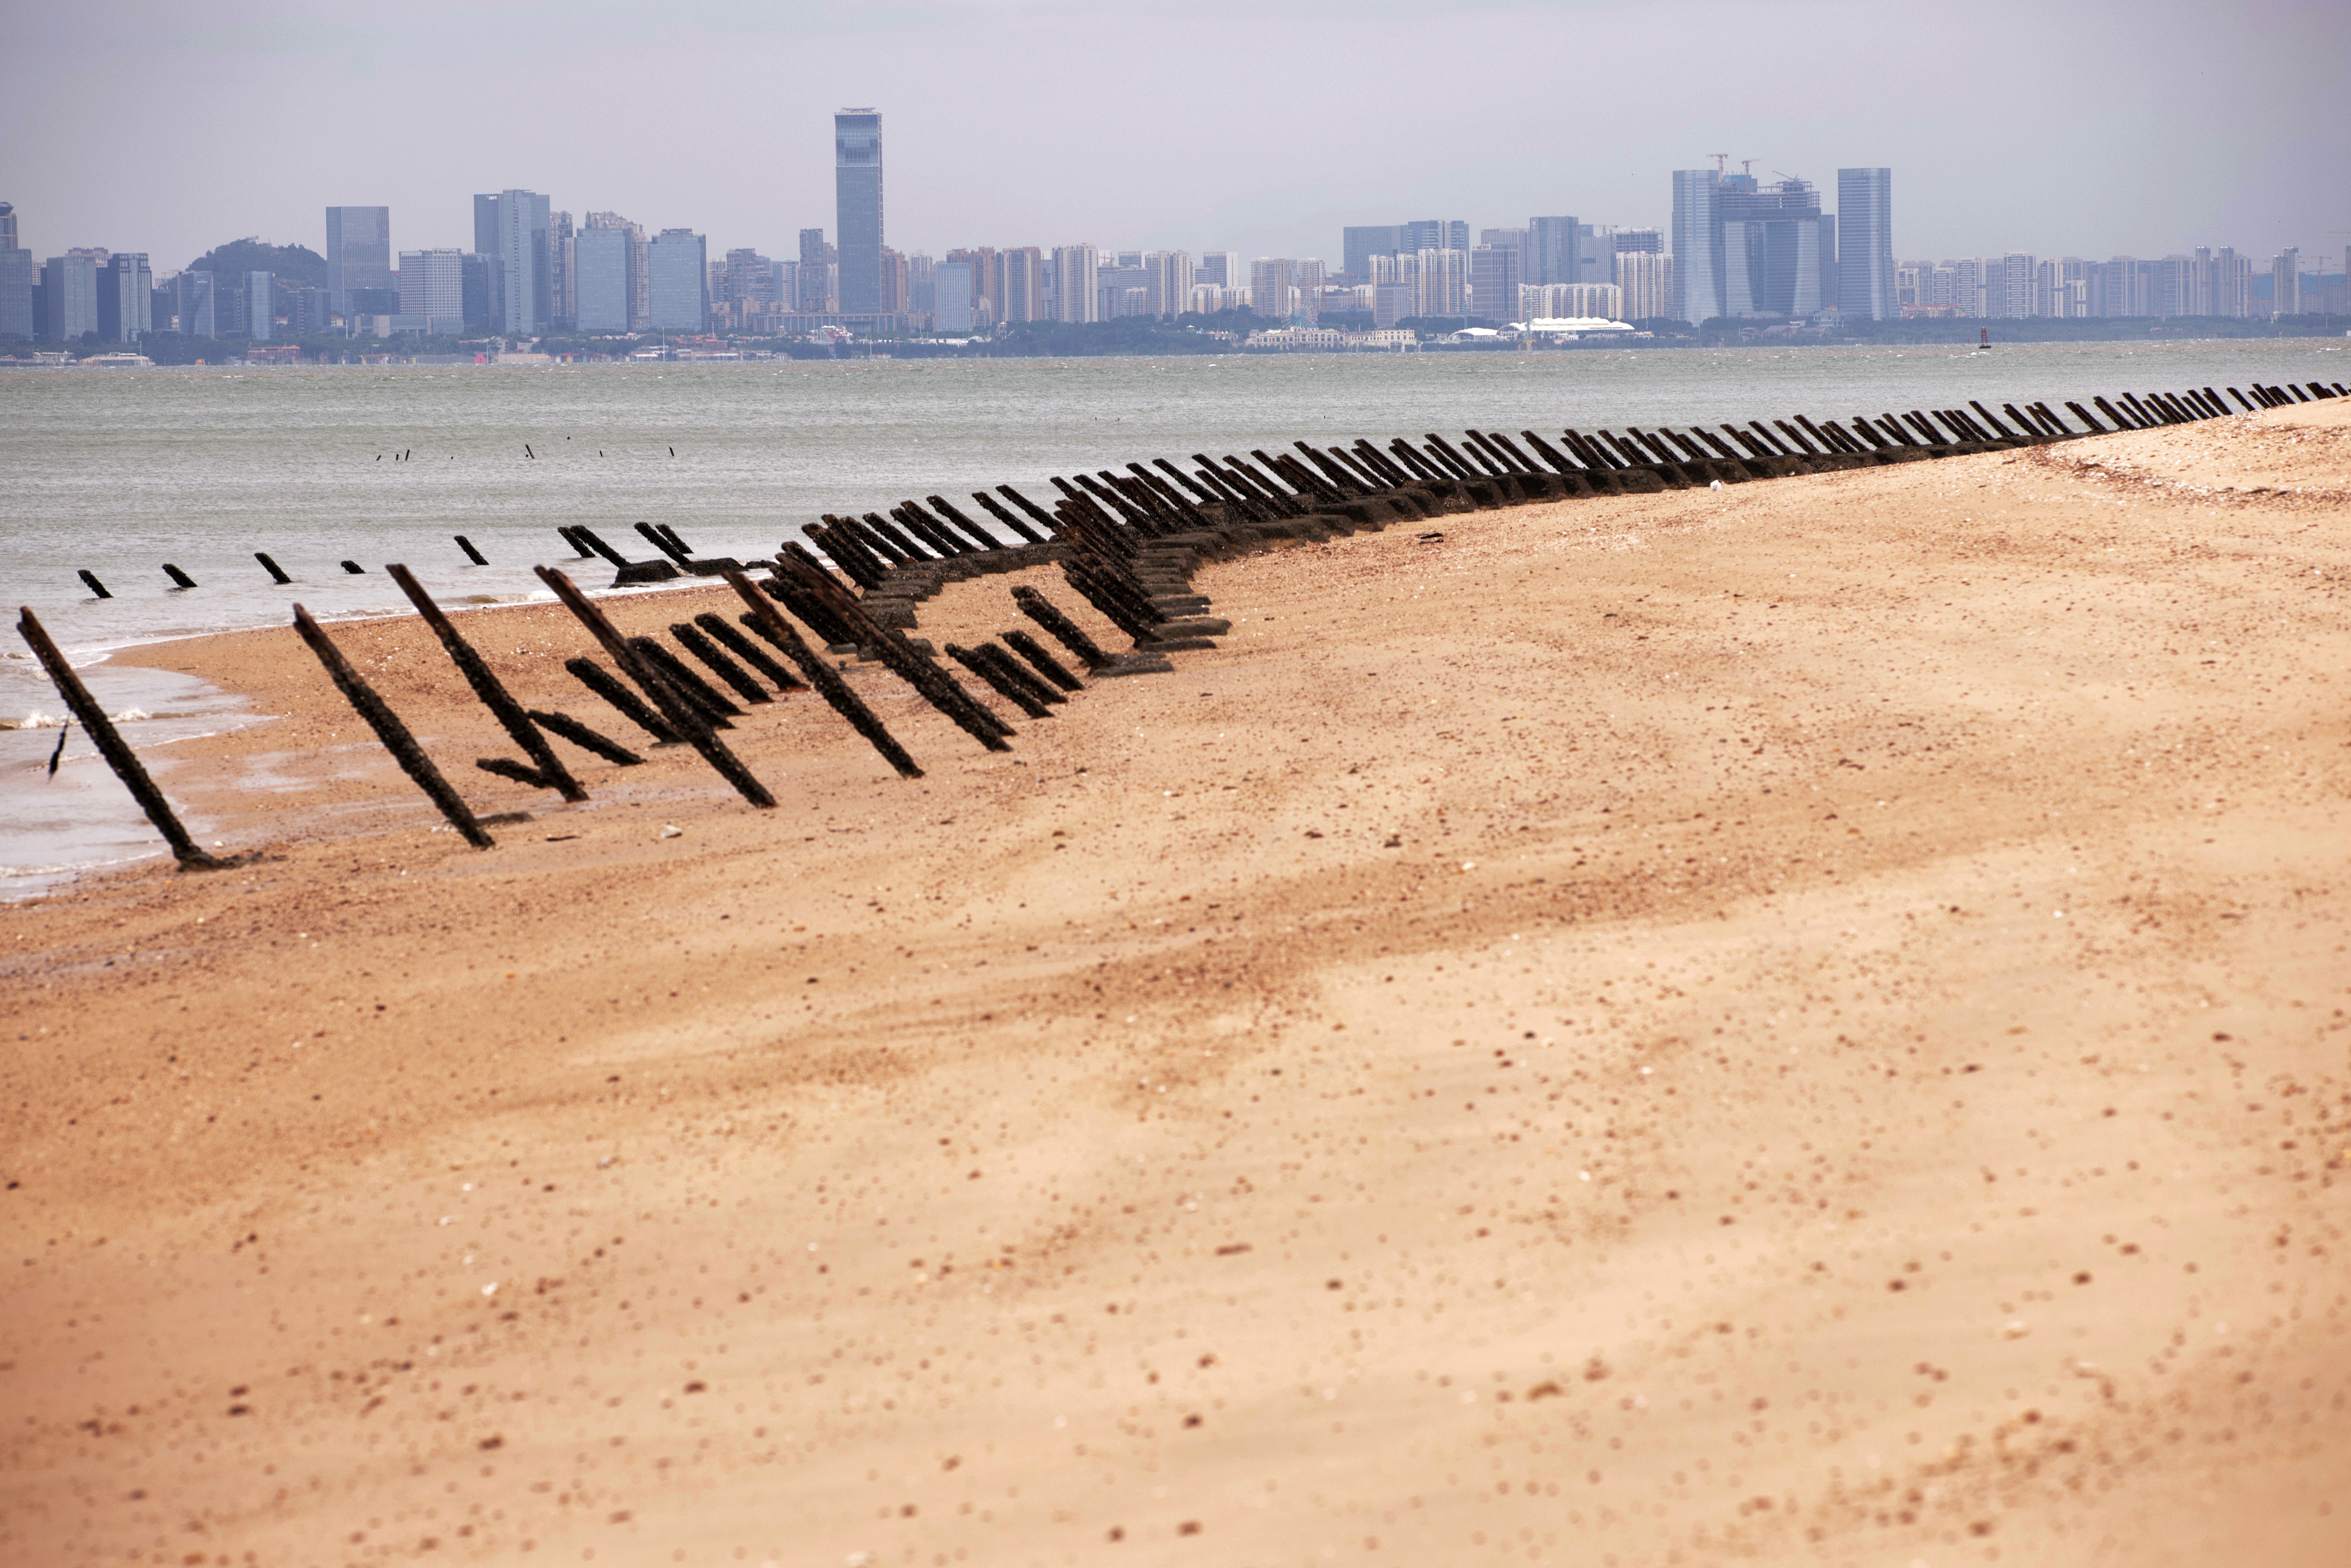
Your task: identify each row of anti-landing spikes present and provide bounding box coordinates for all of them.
[34,375,2346,861]
[76,536,494,600]
[71,379,2348,601]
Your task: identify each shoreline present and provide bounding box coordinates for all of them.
[3,398,2348,1565]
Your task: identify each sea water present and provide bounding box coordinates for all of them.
[3,338,2342,892]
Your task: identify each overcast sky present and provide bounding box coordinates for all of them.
[7,0,2345,275]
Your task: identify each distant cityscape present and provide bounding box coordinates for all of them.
[2,118,2342,361]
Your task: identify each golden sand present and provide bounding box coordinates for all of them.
[4,398,2348,1566]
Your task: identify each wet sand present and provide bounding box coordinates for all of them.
[4,399,2348,1566]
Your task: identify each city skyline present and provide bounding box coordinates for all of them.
[4,0,2342,278]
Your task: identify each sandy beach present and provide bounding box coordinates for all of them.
[4,398,2348,1566]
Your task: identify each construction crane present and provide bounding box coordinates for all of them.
[1709,153,1728,174]
[1741,159,1758,178]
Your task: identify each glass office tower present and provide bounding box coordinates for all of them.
[647,229,708,330]
[573,226,632,332]
[834,110,883,314]
[325,206,393,319]
[1669,170,1721,324]
[1836,168,1894,321]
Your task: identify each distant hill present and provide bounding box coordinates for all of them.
[184,238,327,288]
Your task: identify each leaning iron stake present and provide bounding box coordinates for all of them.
[291,604,495,849]
[386,563,587,802]
[767,554,1013,750]
[533,566,776,809]
[16,606,229,870]
[720,571,923,779]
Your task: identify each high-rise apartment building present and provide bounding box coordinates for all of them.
[1053,244,1101,322]
[397,249,466,334]
[947,247,1000,326]
[1001,248,1043,323]
[1669,169,1721,324]
[324,206,392,319]
[1196,252,1241,289]
[1250,257,1298,322]
[797,229,836,312]
[835,109,884,313]
[548,210,574,330]
[41,253,98,341]
[474,190,551,335]
[1836,168,1893,320]
[1521,283,1624,321]
[716,248,782,311]
[905,252,934,320]
[1614,251,1674,322]
[647,229,708,331]
[1144,251,1191,318]
[2271,248,2301,316]
[97,253,152,341]
[1415,248,1469,318]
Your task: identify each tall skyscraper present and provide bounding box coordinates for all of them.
[1470,243,1522,323]
[1342,226,1406,280]
[97,253,151,341]
[1836,168,1894,321]
[1711,175,1832,317]
[0,202,31,341]
[1053,244,1100,322]
[1196,252,1241,289]
[176,271,217,338]
[245,272,275,340]
[582,213,648,330]
[647,229,708,330]
[324,207,393,319]
[398,250,466,334]
[41,253,98,341]
[1416,248,1469,318]
[835,109,884,313]
[1525,217,1578,287]
[1401,219,1467,253]
[573,227,632,332]
[1669,169,1722,324]
[474,190,551,334]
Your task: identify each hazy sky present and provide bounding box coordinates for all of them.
[8,0,2345,275]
